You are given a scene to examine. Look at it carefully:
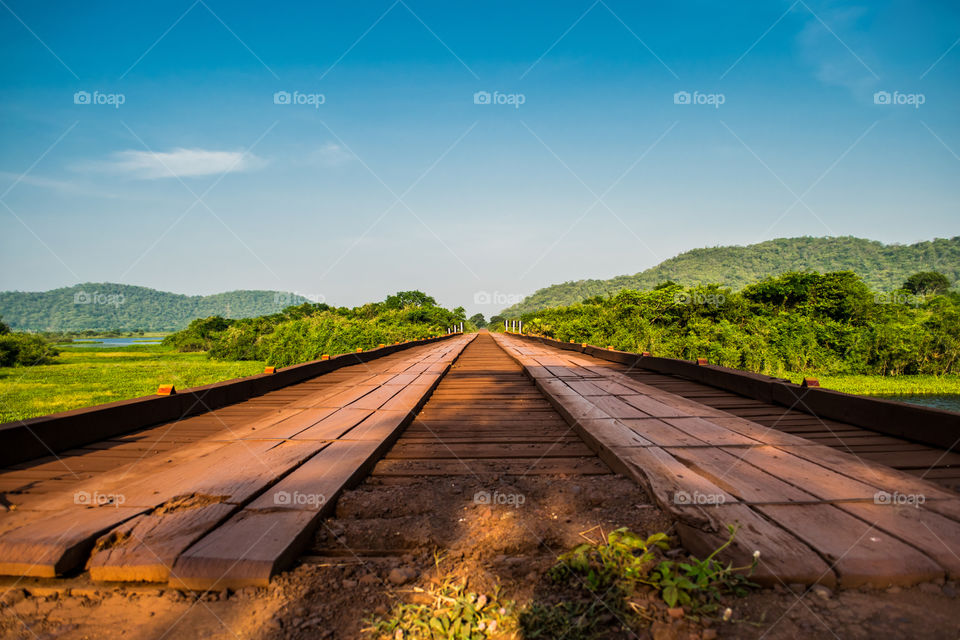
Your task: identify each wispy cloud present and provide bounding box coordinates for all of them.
[82,148,267,179]
[0,171,127,199]
[795,4,878,95]
[309,142,355,167]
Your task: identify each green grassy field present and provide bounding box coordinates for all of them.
[784,373,960,396]
[1,343,957,425]
[0,345,265,424]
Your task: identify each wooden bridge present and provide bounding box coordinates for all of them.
[0,331,957,591]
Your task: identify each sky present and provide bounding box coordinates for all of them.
[1,0,958,316]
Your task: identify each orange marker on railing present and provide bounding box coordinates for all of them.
[696,358,708,365]
[378,343,385,348]
[264,366,276,374]
[581,343,587,348]
[321,354,330,360]
[607,345,614,350]
[356,348,363,353]
[641,351,651,357]
[801,377,820,388]
[156,384,176,396]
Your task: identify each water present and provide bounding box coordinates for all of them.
[877,394,960,413]
[67,337,163,348]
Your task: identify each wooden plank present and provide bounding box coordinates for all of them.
[87,502,236,582]
[170,440,384,589]
[0,507,144,577]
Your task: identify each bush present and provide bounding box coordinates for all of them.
[521,271,960,376]
[0,333,59,367]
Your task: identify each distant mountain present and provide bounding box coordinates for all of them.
[0,283,310,332]
[500,236,960,316]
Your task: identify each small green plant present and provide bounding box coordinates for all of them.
[364,558,516,640]
[549,528,669,593]
[548,525,758,613]
[650,525,759,610]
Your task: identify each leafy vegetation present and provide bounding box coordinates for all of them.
[164,291,468,367]
[366,529,756,640]
[0,282,311,332]
[0,345,265,424]
[515,271,960,378]
[364,555,516,639]
[501,236,960,315]
[0,317,59,367]
[520,526,757,638]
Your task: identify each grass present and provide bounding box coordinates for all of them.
[367,529,758,640]
[0,345,265,424]
[786,373,960,396]
[364,554,517,639]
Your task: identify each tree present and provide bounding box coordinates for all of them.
[469,313,487,328]
[0,317,9,335]
[383,291,437,309]
[904,271,951,296]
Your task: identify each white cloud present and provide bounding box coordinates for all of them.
[310,142,354,167]
[87,148,267,179]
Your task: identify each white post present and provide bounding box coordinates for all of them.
[519,320,522,334]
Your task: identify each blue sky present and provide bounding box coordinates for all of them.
[1,0,958,315]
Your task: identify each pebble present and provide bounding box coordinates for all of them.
[341,579,357,589]
[651,621,678,640]
[358,574,379,586]
[388,568,416,585]
[788,583,806,595]
[702,629,718,640]
[812,585,833,600]
[886,585,902,594]
[667,607,684,619]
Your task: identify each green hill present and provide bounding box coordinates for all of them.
[500,236,960,315]
[0,283,311,332]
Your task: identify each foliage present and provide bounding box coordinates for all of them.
[500,236,960,315]
[0,332,59,367]
[648,526,758,610]
[0,282,312,332]
[521,527,757,638]
[163,291,466,367]
[904,271,951,295]
[519,271,960,376]
[364,556,516,639]
[469,313,487,328]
